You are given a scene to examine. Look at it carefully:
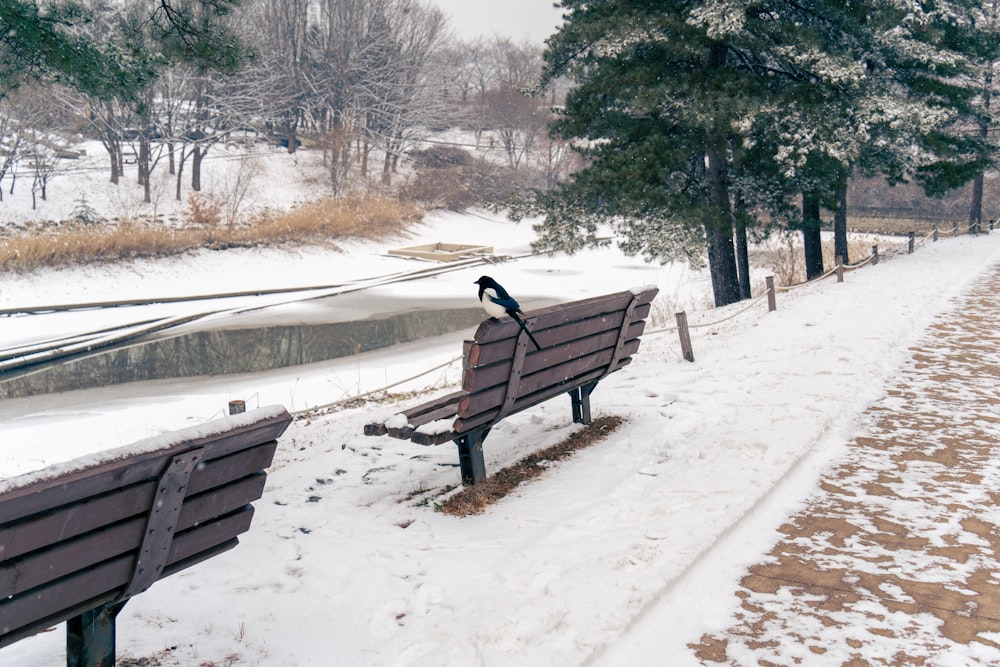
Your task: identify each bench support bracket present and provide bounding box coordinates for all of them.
[569,381,598,425]
[455,428,491,486]
[123,448,204,599]
[64,448,203,667]
[66,601,125,667]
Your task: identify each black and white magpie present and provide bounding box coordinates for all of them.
[474,275,542,350]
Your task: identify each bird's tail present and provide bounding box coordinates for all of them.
[510,311,542,350]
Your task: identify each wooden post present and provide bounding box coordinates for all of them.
[990,219,995,231]
[675,311,694,363]
[228,400,246,415]
[835,255,844,283]
[953,220,958,236]
[766,276,776,312]
[933,226,939,242]
[908,231,915,254]
[872,245,879,266]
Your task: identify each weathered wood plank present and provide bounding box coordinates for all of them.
[0,482,154,562]
[0,507,253,641]
[398,390,464,418]
[0,539,241,651]
[409,430,457,446]
[0,475,267,601]
[0,518,144,601]
[0,554,134,642]
[365,391,463,437]
[0,409,291,525]
[466,305,650,368]
[458,346,638,419]
[464,330,644,393]
[0,441,275,562]
[453,359,632,435]
[471,288,657,345]
[186,441,276,496]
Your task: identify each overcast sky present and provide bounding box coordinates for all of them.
[431,0,564,44]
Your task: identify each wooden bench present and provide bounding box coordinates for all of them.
[0,405,292,667]
[364,287,658,485]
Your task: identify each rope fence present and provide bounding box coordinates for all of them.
[635,224,986,363]
[239,226,987,421]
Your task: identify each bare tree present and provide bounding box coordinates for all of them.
[0,97,27,201]
[478,85,549,170]
[359,1,448,187]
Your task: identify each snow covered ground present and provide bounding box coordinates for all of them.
[2,207,998,664]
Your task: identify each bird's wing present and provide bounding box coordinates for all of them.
[485,289,520,311]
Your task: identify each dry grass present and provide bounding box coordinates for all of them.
[756,234,898,287]
[0,197,423,274]
[437,415,625,517]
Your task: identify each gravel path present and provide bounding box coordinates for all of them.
[692,266,1000,666]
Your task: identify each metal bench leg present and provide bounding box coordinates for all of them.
[66,601,125,667]
[569,381,598,425]
[455,427,491,486]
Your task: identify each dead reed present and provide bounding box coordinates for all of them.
[0,197,423,273]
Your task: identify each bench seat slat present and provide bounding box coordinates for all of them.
[453,358,633,435]
[0,482,155,562]
[464,332,643,394]
[0,507,253,644]
[396,390,463,422]
[186,441,277,496]
[0,411,290,525]
[0,474,267,601]
[467,305,650,368]
[409,430,461,446]
[0,554,134,646]
[364,390,463,437]
[470,289,656,345]
[459,346,638,419]
[0,441,276,564]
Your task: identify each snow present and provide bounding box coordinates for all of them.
[2,193,999,664]
[0,404,288,495]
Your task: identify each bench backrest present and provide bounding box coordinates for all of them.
[454,286,659,434]
[0,405,292,648]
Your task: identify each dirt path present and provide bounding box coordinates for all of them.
[691,268,1000,665]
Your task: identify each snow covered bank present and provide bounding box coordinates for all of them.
[3,218,998,665]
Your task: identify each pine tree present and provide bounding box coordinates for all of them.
[0,0,250,100]
[536,0,1000,302]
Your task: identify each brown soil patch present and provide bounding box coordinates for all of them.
[437,415,625,516]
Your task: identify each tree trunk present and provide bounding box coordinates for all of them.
[733,196,751,300]
[802,193,825,280]
[192,145,203,191]
[706,145,741,307]
[382,150,392,186]
[970,165,984,234]
[176,158,184,201]
[106,130,121,185]
[138,135,152,203]
[970,72,991,234]
[834,173,849,264]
